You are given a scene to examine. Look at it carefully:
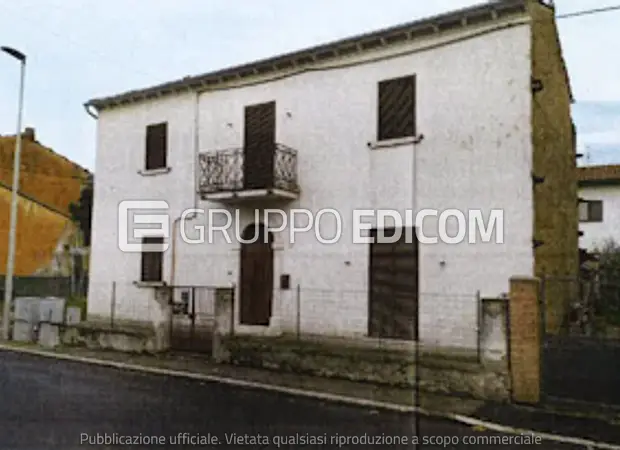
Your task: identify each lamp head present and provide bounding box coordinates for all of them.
[1,46,26,62]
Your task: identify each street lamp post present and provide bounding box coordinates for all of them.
[1,46,27,341]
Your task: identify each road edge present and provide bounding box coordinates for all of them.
[2,344,619,450]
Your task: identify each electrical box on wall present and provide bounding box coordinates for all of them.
[280,274,291,290]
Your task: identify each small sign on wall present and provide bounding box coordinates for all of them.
[280,274,291,290]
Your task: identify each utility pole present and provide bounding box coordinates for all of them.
[1,46,27,340]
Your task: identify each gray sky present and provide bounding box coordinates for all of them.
[1,0,619,170]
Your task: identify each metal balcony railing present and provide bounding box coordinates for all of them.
[198,144,299,195]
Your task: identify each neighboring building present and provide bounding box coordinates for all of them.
[0,180,79,276]
[0,128,88,215]
[85,0,578,349]
[0,128,90,276]
[578,164,620,251]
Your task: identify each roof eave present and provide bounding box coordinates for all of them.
[85,0,528,111]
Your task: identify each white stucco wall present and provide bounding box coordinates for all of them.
[88,19,534,349]
[579,185,620,251]
[88,93,197,328]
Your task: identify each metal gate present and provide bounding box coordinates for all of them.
[168,286,234,354]
[540,274,620,406]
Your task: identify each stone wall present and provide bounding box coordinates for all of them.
[61,321,165,353]
[529,0,579,334]
[223,335,509,401]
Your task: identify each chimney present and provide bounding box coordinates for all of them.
[23,127,35,141]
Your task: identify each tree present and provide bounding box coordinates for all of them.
[591,239,620,328]
[69,175,93,247]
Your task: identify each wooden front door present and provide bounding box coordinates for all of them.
[239,223,274,326]
[368,227,418,340]
[243,101,276,190]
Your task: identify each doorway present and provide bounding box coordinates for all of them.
[368,227,419,340]
[239,223,274,326]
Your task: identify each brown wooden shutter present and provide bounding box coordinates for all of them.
[377,75,416,141]
[244,101,276,190]
[140,236,164,282]
[368,227,418,341]
[145,123,168,170]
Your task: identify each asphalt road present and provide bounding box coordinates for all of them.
[0,351,585,449]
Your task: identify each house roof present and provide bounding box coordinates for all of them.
[578,165,620,186]
[0,132,88,276]
[0,133,89,216]
[0,180,70,219]
[85,0,536,111]
[0,182,74,276]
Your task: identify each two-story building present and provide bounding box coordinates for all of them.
[578,164,620,252]
[84,0,578,350]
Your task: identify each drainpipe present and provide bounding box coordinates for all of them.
[169,92,201,287]
[170,213,198,286]
[412,132,424,449]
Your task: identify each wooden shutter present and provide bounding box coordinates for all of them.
[145,123,168,170]
[377,75,416,141]
[368,227,418,341]
[243,101,276,190]
[141,237,164,282]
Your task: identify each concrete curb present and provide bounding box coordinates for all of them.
[2,344,619,450]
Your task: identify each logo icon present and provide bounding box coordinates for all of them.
[118,200,170,252]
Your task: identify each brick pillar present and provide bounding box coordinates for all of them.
[508,276,540,404]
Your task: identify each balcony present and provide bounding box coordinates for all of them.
[198,144,299,202]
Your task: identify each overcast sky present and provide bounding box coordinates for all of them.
[1,0,619,170]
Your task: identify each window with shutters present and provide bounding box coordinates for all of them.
[579,200,603,223]
[145,122,168,171]
[377,75,416,141]
[140,237,164,282]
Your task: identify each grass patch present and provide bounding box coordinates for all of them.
[65,295,87,320]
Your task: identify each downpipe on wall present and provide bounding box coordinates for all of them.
[412,132,424,449]
[169,92,201,288]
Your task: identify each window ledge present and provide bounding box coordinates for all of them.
[231,243,285,251]
[134,281,167,288]
[138,167,172,176]
[368,135,423,150]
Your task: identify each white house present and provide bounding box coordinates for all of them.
[578,164,620,251]
[84,0,577,351]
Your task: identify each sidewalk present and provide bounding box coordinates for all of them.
[2,343,619,447]
[474,402,620,444]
